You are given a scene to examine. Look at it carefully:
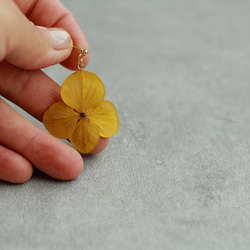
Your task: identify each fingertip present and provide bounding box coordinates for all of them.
[0,145,33,184]
[4,17,74,69]
[47,144,84,181]
[89,137,110,155]
[30,26,74,69]
[53,12,90,71]
[14,163,33,184]
[24,132,84,181]
[61,47,90,71]
[61,146,84,180]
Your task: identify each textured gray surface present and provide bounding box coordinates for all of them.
[1,0,250,249]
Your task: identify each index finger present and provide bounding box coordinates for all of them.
[14,0,89,70]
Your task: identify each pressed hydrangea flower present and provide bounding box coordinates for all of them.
[43,70,119,153]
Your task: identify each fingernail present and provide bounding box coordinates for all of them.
[47,28,72,50]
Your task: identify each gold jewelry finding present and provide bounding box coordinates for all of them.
[73,45,89,70]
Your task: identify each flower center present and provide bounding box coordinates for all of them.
[80,112,85,118]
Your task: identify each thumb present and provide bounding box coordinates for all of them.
[0,0,73,70]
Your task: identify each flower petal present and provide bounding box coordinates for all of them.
[61,71,105,113]
[86,100,119,137]
[43,102,79,139]
[69,118,100,154]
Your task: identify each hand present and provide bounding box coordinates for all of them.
[0,0,109,183]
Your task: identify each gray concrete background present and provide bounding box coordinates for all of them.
[1,0,250,249]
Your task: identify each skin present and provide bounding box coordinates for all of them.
[0,0,109,183]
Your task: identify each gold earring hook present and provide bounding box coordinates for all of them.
[73,45,89,70]
[73,45,89,56]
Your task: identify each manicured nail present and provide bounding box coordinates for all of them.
[47,28,72,50]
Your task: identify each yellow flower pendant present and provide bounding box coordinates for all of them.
[43,70,119,153]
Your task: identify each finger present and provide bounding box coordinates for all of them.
[0,144,33,183]
[13,0,90,70]
[0,98,84,180]
[89,138,110,154]
[0,0,73,70]
[0,61,61,121]
[0,61,109,153]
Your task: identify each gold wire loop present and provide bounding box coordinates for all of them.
[73,46,89,70]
